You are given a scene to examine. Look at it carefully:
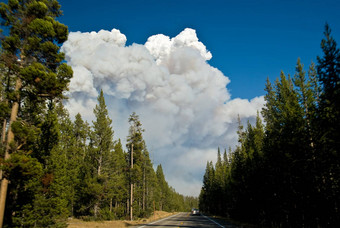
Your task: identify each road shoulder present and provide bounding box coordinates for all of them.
[67,211,178,228]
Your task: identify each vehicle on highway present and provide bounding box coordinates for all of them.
[191,208,200,216]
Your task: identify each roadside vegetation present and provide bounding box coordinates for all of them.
[199,24,340,227]
[67,211,176,228]
[0,0,198,227]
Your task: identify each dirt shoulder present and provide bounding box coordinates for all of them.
[67,211,177,228]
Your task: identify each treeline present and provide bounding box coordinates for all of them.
[199,24,340,228]
[1,89,194,227]
[0,1,196,227]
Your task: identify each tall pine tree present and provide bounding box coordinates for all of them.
[315,23,340,226]
[0,0,72,226]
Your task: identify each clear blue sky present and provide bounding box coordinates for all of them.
[58,0,340,100]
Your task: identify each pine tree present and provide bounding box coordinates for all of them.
[155,164,169,211]
[315,23,340,227]
[199,161,215,214]
[126,112,145,219]
[265,72,307,225]
[110,139,128,218]
[35,103,69,227]
[55,106,87,218]
[308,62,321,104]
[74,113,89,160]
[140,144,157,216]
[199,26,340,227]
[0,0,72,225]
[86,89,115,218]
[294,58,318,148]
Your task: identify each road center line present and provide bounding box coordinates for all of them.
[202,214,225,228]
[136,213,182,228]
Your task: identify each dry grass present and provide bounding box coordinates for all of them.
[67,211,176,228]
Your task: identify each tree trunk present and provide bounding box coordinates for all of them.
[143,165,145,211]
[110,198,112,213]
[0,77,22,228]
[127,198,129,217]
[1,119,6,144]
[0,119,7,182]
[115,201,118,216]
[83,138,86,160]
[130,143,133,221]
[98,155,102,176]
[71,201,74,217]
[94,203,99,218]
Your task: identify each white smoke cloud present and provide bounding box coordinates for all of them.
[61,28,265,196]
[145,28,212,64]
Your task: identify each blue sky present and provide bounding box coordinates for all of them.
[55,0,340,195]
[58,0,340,99]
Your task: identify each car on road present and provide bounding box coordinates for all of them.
[191,208,200,216]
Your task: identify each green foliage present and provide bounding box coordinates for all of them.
[3,152,44,227]
[199,25,340,227]
[315,23,340,227]
[11,119,40,151]
[81,89,115,219]
[0,0,189,226]
[0,0,72,226]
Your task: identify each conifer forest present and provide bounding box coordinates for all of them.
[199,25,340,228]
[0,1,197,227]
[0,0,339,228]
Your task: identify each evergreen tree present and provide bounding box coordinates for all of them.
[34,103,69,227]
[315,23,340,226]
[55,106,86,218]
[126,112,145,218]
[262,72,308,226]
[74,113,89,160]
[140,144,158,216]
[70,113,91,217]
[214,148,224,214]
[110,139,128,218]
[0,0,72,226]
[155,164,169,211]
[199,25,340,228]
[199,161,214,213]
[308,62,321,104]
[87,89,114,218]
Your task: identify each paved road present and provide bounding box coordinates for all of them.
[134,212,238,228]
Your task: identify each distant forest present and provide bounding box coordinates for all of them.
[0,1,197,227]
[199,24,340,228]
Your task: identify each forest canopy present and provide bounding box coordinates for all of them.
[0,1,197,227]
[199,24,340,228]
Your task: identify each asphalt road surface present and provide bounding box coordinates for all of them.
[134,212,238,228]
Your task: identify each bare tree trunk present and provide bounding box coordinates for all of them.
[110,198,112,213]
[130,144,133,221]
[153,200,155,219]
[94,203,99,218]
[127,198,129,217]
[0,78,22,228]
[0,92,8,190]
[98,155,102,176]
[143,164,145,211]
[1,118,6,144]
[71,201,74,217]
[0,119,7,182]
[115,201,118,216]
[82,137,86,160]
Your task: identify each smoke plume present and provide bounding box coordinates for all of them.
[61,28,264,196]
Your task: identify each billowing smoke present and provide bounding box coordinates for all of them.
[61,28,264,196]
